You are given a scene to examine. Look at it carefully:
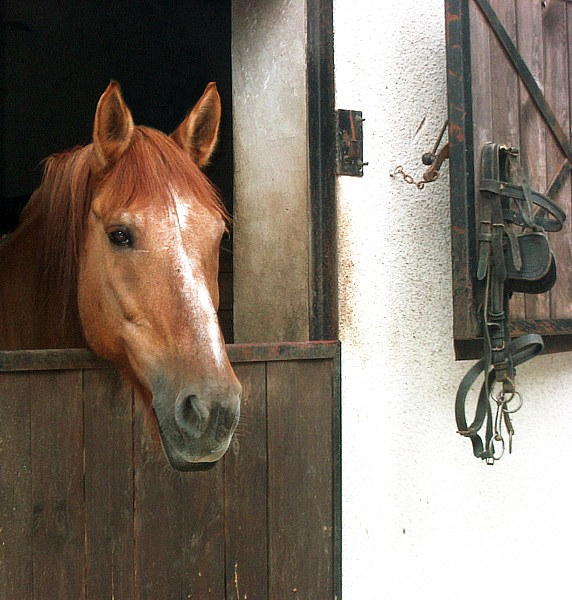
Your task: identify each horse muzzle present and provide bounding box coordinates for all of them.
[151,383,241,470]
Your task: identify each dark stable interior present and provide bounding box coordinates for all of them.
[1,0,234,341]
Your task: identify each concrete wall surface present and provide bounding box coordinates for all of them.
[334,1,572,598]
[232,0,310,343]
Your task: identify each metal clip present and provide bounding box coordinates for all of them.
[489,390,523,460]
[421,120,449,183]
[503,409,514,453]
[389,120,450,189]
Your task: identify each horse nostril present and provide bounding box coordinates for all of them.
[175,394,208,438]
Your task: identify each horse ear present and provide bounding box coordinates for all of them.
[171,82,221,168]
[93,81,134,169]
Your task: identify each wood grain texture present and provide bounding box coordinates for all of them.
[224,362,269,599]
[83,369,134,600]
[0,373,32,600]
[517,1,550,319]
[489,0,526,318]
[0,344,340,599]
[267,360,334,599]
[545,0,572,318]
[132,388,225,600]
[30,371,85,599]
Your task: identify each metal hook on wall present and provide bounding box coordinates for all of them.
[390,120,449,189]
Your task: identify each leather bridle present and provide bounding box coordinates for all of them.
[456,143,566,463]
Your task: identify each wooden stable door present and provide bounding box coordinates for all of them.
[0,343,341,599]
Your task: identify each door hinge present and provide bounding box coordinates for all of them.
[336,109,367,177]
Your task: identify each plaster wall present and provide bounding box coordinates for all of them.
[232,0,310,343]
[334,1,572,598]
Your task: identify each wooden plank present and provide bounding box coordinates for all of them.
[83,368,134,599]
[224,362,268,599]
[516,2,550,319]
[467,0,494,329]
[228,340,340,364]
[132,389,225,599]
[0,344,341,598]
[0,348,109,372]
[446,0,479,342]
[307,0,338,341]
[0,342,341,372]
[450,0,572,354]
[30,370,85,599]
[488,0,527,319]
[0,373,33,599]
[546,0,572,318]
[267,359,334,599]
[489,0,519,146]
[330,354,342,600]
[470,0,493,185]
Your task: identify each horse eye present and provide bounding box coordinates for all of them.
[108,228,132,247]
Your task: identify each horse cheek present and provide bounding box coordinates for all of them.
[77,248,121,361]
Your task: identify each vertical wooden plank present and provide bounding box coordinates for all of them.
[330,352,342,600]
[267,360,334,599]
[516,2,549,319]
[84,368,134,599]
[488,0,527,318]
[307,0,338,341]
[224,362,268,599]
[468,0,494,327]
[30,370,85,599]
[447,0,480,344]
[0,373,32,599]
[132,391,225,599]
[470,0,493,182]
[546,0,572,318]
[489,0,519,146]
[179,463,225,600]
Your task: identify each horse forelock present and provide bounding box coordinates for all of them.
[97,127,229,225]
[20,125,227,327]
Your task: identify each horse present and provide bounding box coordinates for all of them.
[0,82,241,471]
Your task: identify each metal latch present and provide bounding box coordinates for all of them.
[389,120,449,189]
[336,109,367,177]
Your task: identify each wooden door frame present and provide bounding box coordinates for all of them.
[307,0,338,341]
[231,0,338,343]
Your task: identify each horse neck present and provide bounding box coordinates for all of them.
[0,218,84,350]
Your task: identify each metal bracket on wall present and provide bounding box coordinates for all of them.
[336,109,367,176]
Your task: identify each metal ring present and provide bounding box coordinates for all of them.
[502,391,523,414]
[487,435,505,462]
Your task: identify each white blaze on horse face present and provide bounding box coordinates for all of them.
[169,190,226,370]
[171,187,191,231]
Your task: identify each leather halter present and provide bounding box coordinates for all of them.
[455,143,566,463]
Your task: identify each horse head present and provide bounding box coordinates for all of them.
[78,82,241,470]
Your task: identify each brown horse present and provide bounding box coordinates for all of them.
[0,82,241,470]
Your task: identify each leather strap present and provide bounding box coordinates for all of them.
[455,334,544,460]
[480,179,566,232]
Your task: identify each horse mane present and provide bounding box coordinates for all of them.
[17,126,228,327]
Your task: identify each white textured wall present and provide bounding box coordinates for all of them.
[335,1,572,598]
